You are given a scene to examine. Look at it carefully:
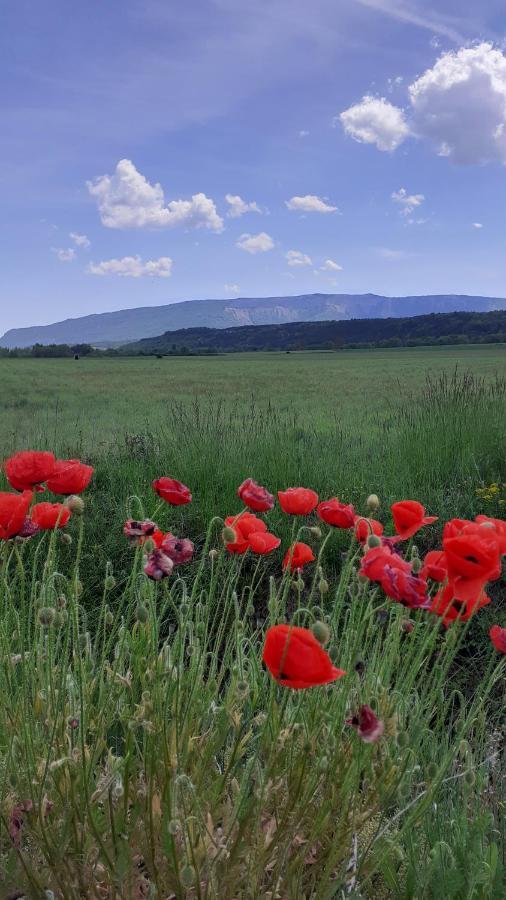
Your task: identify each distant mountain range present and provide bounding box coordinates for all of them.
[2,293,506,348]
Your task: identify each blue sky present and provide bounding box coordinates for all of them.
[2,0,506,333]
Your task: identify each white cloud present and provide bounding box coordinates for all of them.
[339,95,410,151]
[340,44,506,165]
[236,232,274,254]
[391,187,425,215]
[321,259,343,271]
[225,194,261,218]
[87,159,223,231]
[52,247,76,262]
[408,44,506,164]
[87,256,173,278]
[299,129,310,137]
[286,249,312,267]
[285,195,338,213]
[377,247,410,261]
[224,282,240,294]
[472,222,483,228]
[354,0,465,43]
[69,232,90,248]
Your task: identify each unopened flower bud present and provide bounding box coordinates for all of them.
[57,594,67,608]
[312,621,330,645]
[38,607,56,627]
[367,534,382,549]
[135,604,149,624]
[464,770,475,787]
[65,495,85,514]
[168,819,180,835]
[426,762,438,780]
[310,526,322,538]
[366,494,380,512]
[397,731,410,748]
[60,533,72,546]
[208,548,219,560]
[105,575,116,591]
[411,557,422,574]
[318,578,329,595]
[105,609,114,626]
[222,526,237,544]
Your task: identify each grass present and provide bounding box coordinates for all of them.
[0,346,505,896]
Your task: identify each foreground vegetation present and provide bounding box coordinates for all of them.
[0,458,505,897]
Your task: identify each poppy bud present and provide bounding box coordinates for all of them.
[105,609,114,626]
[65,495,85,515]
[143,537,156,553]
[464,770,475,787]
[397,731,410,748]
[208,548,219,560]
[168,819,180,835]
[319,578,329,595]
[105,575,116,590]
[366,494,380,512]
[135,604,149,624]
[311,620,330,645]
[222,525,237,544]
[60,533,72,545]
[57,594,67,608]
[366,534,382,549]
[411,557,422,574]
[38,607,56,627]
[426,762,438,780]
[310,526,322,538]
[75,580,83,597]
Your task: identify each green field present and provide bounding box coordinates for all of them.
[1,346,505,896]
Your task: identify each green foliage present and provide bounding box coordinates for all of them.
[0,512,504,897]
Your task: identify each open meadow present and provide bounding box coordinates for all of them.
[0,345,505,897]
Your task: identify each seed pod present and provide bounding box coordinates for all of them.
[38,607,56,627]
[366,494,380,512]
[135,604,149,624]
[65,495,85,515]
[312,621,330,646]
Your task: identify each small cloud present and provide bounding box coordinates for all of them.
[298,129,310,138]
[472,222,483,228]
[391,188,425,216]
[286,249,312,267]
[321,258,343,272]
[430,36,441,49]
[377,247,410,261]
[339,95,410,152]
[225,194,261,218]
[87,255,173,277]
[52,247,76,262]
[224,282,240,294]
[69,232,90,248]
[236,232,274,254]
[286,195,338,213]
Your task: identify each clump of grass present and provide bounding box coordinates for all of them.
[0,507,504,898]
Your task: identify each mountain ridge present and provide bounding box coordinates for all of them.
[2,293,506,348]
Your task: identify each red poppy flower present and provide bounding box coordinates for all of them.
[282,541,315,572]
[353,516,384,545]
[474,515,506,555]
[278,487,319,516]
[489,625,506,654]
[317,498,356,529]
[262,624,346,689]
[430,582,491,628]
[346,705,384,743]
[237,478,274,512]
[161,535,194,565]
[443,534,501,602]
[0,490,33,540]
[152,477,192,506]
[144,549,174,581]
[248,531,281,554]
[224,512,267,554]
[4,450,56,492]
[359,544,429,609]
[123,519,158,544]
[421,549,448,583]
[31,502,71,530]
[46,459,93,495]
[391,500,438,540]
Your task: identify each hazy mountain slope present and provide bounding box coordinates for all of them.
[2,293,506,348]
